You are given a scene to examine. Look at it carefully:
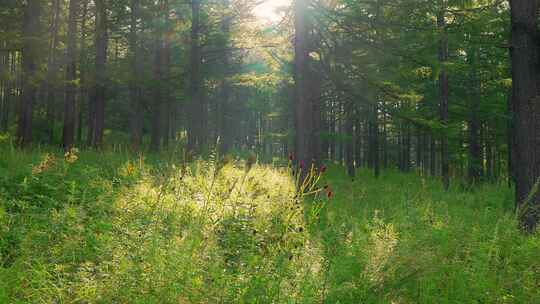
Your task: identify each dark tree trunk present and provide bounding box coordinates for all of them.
[438,1,450,190]
[294,0,314,177]
[468,48,482,185]
[161,0,171,149]
[129,0,143,151]
[371,102,380,178]
[77,0,89,143]
[62,0,79,151]
[219,1,233,154]
[345,101,355,178]
[187,0,203,152]
[89,0,108,148]
[430,135,437,176]
[510,0,540,231]
[0,49,8,132]
[354,112,362,168]
[150,2,164,152]
[17,0,41,148]
[45,0,61,144]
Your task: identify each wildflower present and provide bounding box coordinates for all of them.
[64,147,79,164]
[32,153,56,175]
[288,153,294,161]
[299,160,304,169]
[319,165,327,173]
[327,191,333,199]
[125,162,135,176]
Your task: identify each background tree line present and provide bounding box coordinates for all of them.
[1,0,539,231]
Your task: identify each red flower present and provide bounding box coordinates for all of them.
[327,191,333,199]
[319,165,327,173]
[299,160,305,169]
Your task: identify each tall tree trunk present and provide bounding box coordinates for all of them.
[468,47,482,184]
[17,0,41,148]
[219,0,233,154]
[430,135,437,176]
[45,0,61,144]
[345,100,355,178]
[0,48,7,132]
[89,0,108,148]
[371,102,380,177]
[438,0,450,190]
[62,0,79,151]
[293,0,314,177]
[78,0,89,143]
[161,0,171,149]
[510,0,540,231]
[354,112,362,168]
[129,0,143,151]
[187,0,202,152]
[150,1,165,152]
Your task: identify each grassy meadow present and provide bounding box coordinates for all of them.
[1,144,539,303]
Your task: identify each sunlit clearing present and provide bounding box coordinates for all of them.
[253,0,290,23]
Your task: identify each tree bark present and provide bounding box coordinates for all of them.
[187,0,203,152]
[62,0,79,151]
[17,0,41,148]
[77,0,89,143]
[438,0,450,190]
[128,0,143,151]
[294,0,314,177]
[45,0,61,144]
[467,47,482,184]
[510,0,540,231]
[219,0,233,154]
[345,100,355,178]
[150,1,165,152]
[88,0,108,148]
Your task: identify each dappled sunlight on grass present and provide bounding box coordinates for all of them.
[2,149,540,303]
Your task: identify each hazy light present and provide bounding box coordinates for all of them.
[253,0,290,23]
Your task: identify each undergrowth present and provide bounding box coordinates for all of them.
[1,145,539,303]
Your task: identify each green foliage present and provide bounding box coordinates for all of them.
[0,146,538,303]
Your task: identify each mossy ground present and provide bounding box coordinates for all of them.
[0,146,539,303]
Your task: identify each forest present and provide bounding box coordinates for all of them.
[1,0,540,302]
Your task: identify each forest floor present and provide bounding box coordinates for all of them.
[1,145,540,303]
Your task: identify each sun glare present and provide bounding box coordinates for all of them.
[253,0,290,23]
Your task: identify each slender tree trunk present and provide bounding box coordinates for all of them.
[430,135,437,176]
[45,0,61,144]
[293,0,314,177]
[354,111,362,168]
[220,1,233,154]
[0,48,7,132]
[438,0,450,190]
[77,0,88,143]
[345,100,355,178]
[150,1,164,152]
[161,0,171,149]
[371,102,380,177]
[62,0,79,151]
[468,48,482,185]
[17,0,41,148]
[187,0,202,152]
[128,0,143,151]
[89,0,108,148]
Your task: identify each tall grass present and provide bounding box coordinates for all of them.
[0,145,539,303]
